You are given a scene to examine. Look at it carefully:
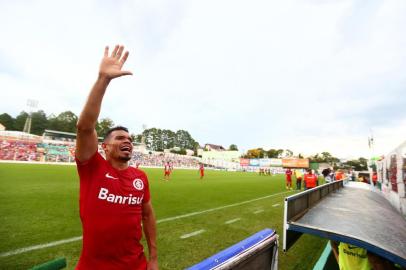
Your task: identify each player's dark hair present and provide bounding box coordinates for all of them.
[104,126,129,141]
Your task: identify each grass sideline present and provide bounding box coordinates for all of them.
[0,163,326,269]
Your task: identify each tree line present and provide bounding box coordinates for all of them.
[0,110,115,138]
[0,111,200,153]
[134,128,199,153]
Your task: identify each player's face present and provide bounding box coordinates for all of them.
[103,130,133,162]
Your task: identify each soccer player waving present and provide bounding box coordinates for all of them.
[75,45,158,270]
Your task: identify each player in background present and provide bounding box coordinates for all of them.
[164,161,171,181]
[285,168,293,190]
[75,45,158,270]
[199,163,205,179]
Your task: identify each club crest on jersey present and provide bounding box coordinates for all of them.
[133,179,144,190]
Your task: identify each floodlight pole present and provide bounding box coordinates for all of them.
[141,124,147,144]
[23,99,39,134]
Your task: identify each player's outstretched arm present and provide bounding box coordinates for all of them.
[142,201,158,270]
[76,45,132,162]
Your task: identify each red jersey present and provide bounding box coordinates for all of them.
[335,172,344,180]
[372,173,377,183]
[304,174,317,188]
[75,152,150,270]
[285,169,292,180]
[199,164,204,176]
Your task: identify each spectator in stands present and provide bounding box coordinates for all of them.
[75,45,157,270]
[0,140,38,161]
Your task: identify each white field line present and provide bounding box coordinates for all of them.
[272,203,280,207]
[156,190,292,223]
[180,230,205,239]
[0,190,293,258]
[225,218,241,224]
[254,209,264,214]
[0,236,82,258]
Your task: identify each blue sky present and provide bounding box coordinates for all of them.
[0,0,405,158]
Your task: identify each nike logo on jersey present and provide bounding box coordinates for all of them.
[105,173,119,180]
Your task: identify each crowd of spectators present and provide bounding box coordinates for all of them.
[0,140,77,162]
[130,152,200,168]
[0,140,39,161]
[1,139,201,168]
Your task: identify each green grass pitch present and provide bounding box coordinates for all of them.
[0,163,326,269]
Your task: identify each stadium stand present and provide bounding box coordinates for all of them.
[0,130,202,168]
[0,140,38,161]
[131,151,200,168]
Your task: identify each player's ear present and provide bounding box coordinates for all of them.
[101,142,108,152]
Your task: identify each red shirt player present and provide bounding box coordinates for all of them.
[285,168,293,190]
[199,163,205,179]
[164,162,171,180]
[75,45,158,270]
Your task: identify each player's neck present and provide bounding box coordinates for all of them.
[107,158,129,170]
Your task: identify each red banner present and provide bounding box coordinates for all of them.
[240,158,250,166]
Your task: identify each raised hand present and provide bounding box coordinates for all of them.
[99,45,133,80]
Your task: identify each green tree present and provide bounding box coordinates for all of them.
[141,128,198,152]
[14,111,29,131]
[244,148,265,158]
[132,134,142,143]
[266,149,284,158]
[341,158,368,171]
[193,141,200,156]
[96,118,115,138]
[143,128,159,150]
[309,152,340,165]
[175,130,196,150]
[358,157,368,170]
[161,129,175,149]
[30,110,48,135]
[285,149,293,157]
[229,144,238,151]
[0,113,15,130]
[48,111,78,133]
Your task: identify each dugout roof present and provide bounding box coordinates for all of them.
[283,181,406,267]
